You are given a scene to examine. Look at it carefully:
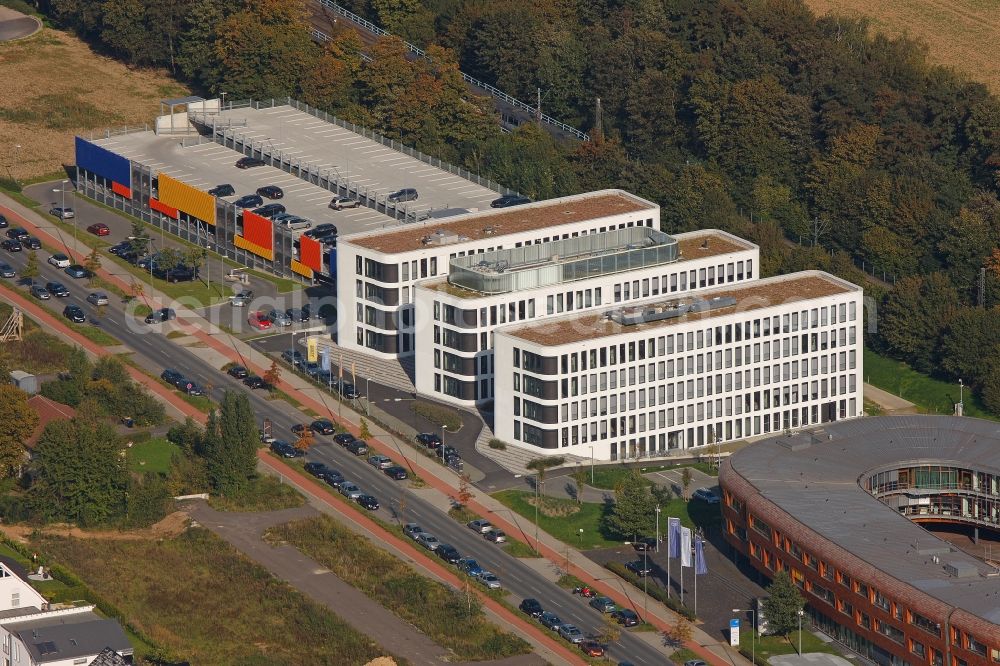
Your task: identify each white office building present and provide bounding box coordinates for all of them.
[492,271,864,461]
[413,227,759,406]
[335,190,660,358]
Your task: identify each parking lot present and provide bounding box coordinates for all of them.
[211,105,503,216]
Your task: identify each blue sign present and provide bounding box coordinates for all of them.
[729,618,740,647]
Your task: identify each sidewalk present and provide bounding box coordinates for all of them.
[1,191,748,666]
[863,382,918,414]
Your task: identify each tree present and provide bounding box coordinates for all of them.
[128,219,150,257]
[130,280,144,302]
[22,250,38,281]
[358,418,372,441]
[663,618,694,647]
[762,570,805,636]
[167,417,203,456]
[30,418,126,526]
[292,426,314,452]
[456,474,473,508]
[84,248,101,285]
[526,455,564,506]
[0,385,38,477]
[605,470,656,540]
[125,472,170,527]
[570,465,588,504]
[680,468,693,499]
[597,614,622,646]
[263,359,281,389]
[205,390,259,496]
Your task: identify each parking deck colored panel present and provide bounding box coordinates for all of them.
[290,259,314,278]
[300,235,322,272]
[234,234,275,261]
[158,173,216,225]
[149,197,178,219]
[242,210,274,251]
[75,136,131,189]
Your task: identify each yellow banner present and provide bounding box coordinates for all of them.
[307,337,318,363]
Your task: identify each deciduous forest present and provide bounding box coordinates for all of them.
[35,0,1000,409]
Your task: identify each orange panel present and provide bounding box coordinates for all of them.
[112,181,132,199]
[290,259,314,278]
[158,173,216,225]
[300,235,322,272]
[149,197,178,219]
[242,211,273,251]
[234,235,275,261]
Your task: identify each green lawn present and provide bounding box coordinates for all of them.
[747,631,839,663]
[127,437,180,475]
[104,253,230,307]
[864,348,996,419]
[491,490,719,549]
[589,462,718,490]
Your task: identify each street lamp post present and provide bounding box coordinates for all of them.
[53,180,73,247]
[577,528,583,546]
[655,505,661,553]
[732,608,755,665]
[12,144,21,185]
[642,547,648,619]
[204,245,210,296]
[220,91,227,110]
[588,445,594,484]
[958,378,964,416]
[797,609,805,655]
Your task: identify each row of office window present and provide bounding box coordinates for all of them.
[612,259,752,303]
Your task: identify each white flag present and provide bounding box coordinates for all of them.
[681,527,692,568]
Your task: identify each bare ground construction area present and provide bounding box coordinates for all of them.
[805,0,1000,93]
[0,26,189,180]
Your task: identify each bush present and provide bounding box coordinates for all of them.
[410,401,462,431]
[124,473,171,528]
[488,438,507,450]
[605,561,696,620]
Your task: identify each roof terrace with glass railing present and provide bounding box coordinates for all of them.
[446,227,679,296]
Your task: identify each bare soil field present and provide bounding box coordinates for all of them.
[0,27,189,180]
[805,0,1000,92]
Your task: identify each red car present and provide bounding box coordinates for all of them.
[581,641,606,658]
[248,311,272,330]
[87,223,110,236]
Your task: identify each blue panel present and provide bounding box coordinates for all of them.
[75,137,131,188]
[328,248,337,277]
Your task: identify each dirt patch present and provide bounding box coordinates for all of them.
[0,510,189,542]
[0,28,188,180]
[804,0,1000,93]
[525,496,581,518]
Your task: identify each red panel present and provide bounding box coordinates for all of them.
[300,235,322,272]
[242,211,273,251]
[111,181,132,199]
[149,196,178,219]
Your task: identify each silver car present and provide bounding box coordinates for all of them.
[416,533,440,551]
[337,482,363,499]
[477,571,501,589]
[86,292,109,306]
[267,309,291,326]
[558,624,585,644]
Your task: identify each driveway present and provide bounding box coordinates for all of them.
[0,7,40,41]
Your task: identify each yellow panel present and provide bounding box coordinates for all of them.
[290,259,314,278]
[234,234,275,261]
[158,173,217,225]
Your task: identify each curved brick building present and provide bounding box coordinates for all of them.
[720,415,1000,666]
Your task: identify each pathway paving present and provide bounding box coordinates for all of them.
[0,6,41,41]
[863,382,918,414]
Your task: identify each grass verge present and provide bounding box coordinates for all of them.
[206,475,305,512]
[268,515,532,661]
[35,528,384,665]
[502,539,541,558]
[410,400,462,431]
[745,630,839,663]
[864,348,995,419]
[65,321,120,346]
[127,437,180,475]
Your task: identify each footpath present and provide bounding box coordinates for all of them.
[0,192,748,666]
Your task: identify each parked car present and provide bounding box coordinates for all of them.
[0,240,20,252]
[337,482,363,499]
[242,375,272,390]
[304,462,336,480]
[333,433,355,446]
[625,560,653,577]
[693,488,721,504]
[403,523,424,539]
[589,596,617,614]
[144,307,176,324]
[48,253,71,268]
[182,381,204,396]
[477,571,501,589]
[227,365,249,379]
[30,284,50,300]
[355,494,379,511]
[160,369,183,385]
[416,432,442,448]
[208,184,235,197]
[435,544,461,564]
[233,194,264,209]
[484,529,506,544]
[251,203,286,219]
[256,185,284,199]
[612,608,640,627]
[490,194,532,208]
[49,206,75,219]
[229,290,254,307]
[276,216,311,231]
[557,624,585,644]
[323,471,346,488]
[345,440,368,456]
[305,223,338,238]
[86,292,109,306]
[467,519,493,534]
[0,262,14,278]
[107,241,131,256]
[62,304,86,323]
[415,532,441,551]
[329,196,360,210]
[338,383,360,399]
[285,307,307,322]
[539,611,563,630]
[264,309,291,327]
[247,311,272,330]
[632,537,657,552]
[367,454,392,469]
[23,236,40,250]
[45,281,70,297]
[270,441,303,458]
[457,557,483,577]
[387,188,418,203]
[235,157,265,169]
[5,228,28,240]
[86,223,110,236]
[519,598,544,618]
[0,214,7,228]
[281,349,304,366]
[683,661,708,666]
[383,465,408,480]
[310,419,335,435]
[580,640,606,658]
[64,265,90,279]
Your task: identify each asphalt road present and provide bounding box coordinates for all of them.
[0,247,671,664]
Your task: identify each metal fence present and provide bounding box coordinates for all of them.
[313,0,589,141]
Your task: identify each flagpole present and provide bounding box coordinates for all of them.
[666,528,671,599]
[694,544,698,616]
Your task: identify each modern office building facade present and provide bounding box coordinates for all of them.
[413,227,759,406]
[335,190,661,358]
[720,416,1000,666]
[492,271,864,460]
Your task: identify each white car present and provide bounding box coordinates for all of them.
[48,253,71,268]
